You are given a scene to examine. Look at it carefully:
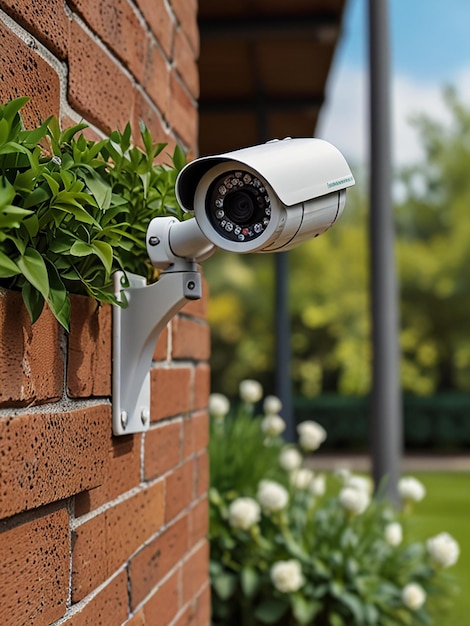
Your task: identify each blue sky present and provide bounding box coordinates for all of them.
[318,0,470,166]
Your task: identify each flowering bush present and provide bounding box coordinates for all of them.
[208,381,460,625]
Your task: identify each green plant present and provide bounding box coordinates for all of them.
[208,382,460,625]
[0,96,186,330]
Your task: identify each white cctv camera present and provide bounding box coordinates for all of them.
[113,138,354,435]
[146,137,354,267]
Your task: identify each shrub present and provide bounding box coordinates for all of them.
[0,97,186,330]
[208,382,460,625]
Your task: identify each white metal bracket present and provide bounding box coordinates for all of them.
[112,264,202,435]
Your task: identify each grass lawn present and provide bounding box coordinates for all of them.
[406,471,470,625]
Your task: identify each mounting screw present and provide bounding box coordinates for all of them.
[141,407,150,425]
[120,411,128,430]
[187,280,196,291]
[148,236,160,246]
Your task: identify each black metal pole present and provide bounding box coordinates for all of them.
[368,0,402,501]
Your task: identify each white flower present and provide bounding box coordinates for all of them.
[398,476,426,502]
[426,532,460,568]
[290,468,314,490]
[297,420,327,451]
[279,447,303,472]
[261,414,286,437]
[334,466,351,484]
[228,497,261,531]
[346,475,373,494]
[339,486,370,515]
[208,393,230,420]
[257,479,289,514]
[239,379,263,404]
[402,583,426,611]
[385,522,403,547]
[270,559,304,593]
[263,395,282,415]
[309,473,326,497]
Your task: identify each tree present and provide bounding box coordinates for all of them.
[205,87,470,398]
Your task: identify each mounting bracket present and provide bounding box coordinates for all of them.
[112,263,202,435]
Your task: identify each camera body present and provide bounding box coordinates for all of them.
[175,137,355,254]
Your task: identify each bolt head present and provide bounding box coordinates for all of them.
[120,411,128,429]
[141,407,150,425]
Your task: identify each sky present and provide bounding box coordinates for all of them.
[317,0,470,168]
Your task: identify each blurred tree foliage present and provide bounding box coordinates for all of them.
[204,87,470,399]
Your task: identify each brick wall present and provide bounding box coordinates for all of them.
[0,2,211,625]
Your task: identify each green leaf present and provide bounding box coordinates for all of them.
[23,184,51,209]
[16,247,50,302]
[70,241,93,257]
[0,205,33,229]
[21,281,45,324]
[212,572,238,600]
[1,96,29,123]
[240,566,259,598]
[291,594,321,625]
[91,240,113,275]
[83,171,112,211]
[0,250,20,277]
[45,260,70,330]
[254,598,289,624]
[172,144,186,171]
[0,177,16,207]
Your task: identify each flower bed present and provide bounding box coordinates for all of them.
[208,381,460,625]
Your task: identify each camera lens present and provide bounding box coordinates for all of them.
[207,169,271,243]
[224,190,255,224]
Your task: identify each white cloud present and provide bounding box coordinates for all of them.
[317,62,470,168]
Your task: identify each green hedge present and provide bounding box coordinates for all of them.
[293,394,470,451]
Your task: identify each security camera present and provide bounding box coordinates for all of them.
[115,138,354,434]
[147,137,354,267]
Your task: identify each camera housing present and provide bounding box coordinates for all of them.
[175,137,355,254]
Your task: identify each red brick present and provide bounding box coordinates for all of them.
[68,20,135,134]
[135,0,174,58]
[68,296,112,398]
[165,459,194,523]
[190,497,209,547]
[72,481,165,601]
[133,90,175,150]
[173,604,197,626]
[168,72,197,152]
[129,514,189,608]
[71,513,107,602]
[64,571,128,626]
[0,289,63,408]
[182,541,209,605]
[150,366,192,421]
[170,0,199,55]
[171,316,211,361]
[173,27,199,99]
[143,38,170,118]
[0,0,69,59]
[183,411,209,459]
[124,608,146,626]
[195,450,209,497]
[141,571,179,625]
[0,507,69,625]
[69,0,148,83]
[153,324,169,361]
[144,420,181,480]
[195,584,211,626]
[0,405,110,518]
[74,433,143,516]
[193,363,210,412]
[0,24,61,126]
